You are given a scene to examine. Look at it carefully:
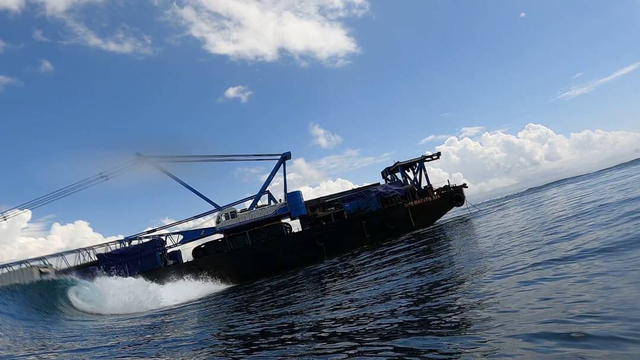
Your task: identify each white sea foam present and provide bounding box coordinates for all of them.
[67,276,228,315]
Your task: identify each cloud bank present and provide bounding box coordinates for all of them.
[0,210,121,264]
[425,123,640,200]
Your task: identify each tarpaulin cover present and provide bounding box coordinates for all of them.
[343,195,381,214]
[339,183,406,215]
[369,182,406,198]
[97,238,165,276]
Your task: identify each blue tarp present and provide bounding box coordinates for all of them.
[341,183,405,215]
[369,182,406,198]
[97,238,165,276]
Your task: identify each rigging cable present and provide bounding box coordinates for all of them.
[1,153,284,224]
[0,159,140,222]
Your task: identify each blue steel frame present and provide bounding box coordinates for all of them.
[126,151,292,242]
[248,152,291,210]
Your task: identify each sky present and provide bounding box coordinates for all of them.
[1,0,640,262]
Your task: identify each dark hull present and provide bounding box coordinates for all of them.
[142,185,466,284]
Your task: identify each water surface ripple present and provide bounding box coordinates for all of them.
[1,159,639,359]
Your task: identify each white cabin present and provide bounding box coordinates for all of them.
[215,203,286,229]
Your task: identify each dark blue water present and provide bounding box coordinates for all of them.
[1,159,640,359]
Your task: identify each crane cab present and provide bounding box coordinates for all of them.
[216,207,239,226]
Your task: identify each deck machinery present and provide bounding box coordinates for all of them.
[0,151,467,285]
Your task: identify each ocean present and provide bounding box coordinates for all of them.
[1,159,639,359]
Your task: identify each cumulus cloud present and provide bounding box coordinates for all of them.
[32,28,51,42]
[458,126,486,138]
[258,149,389,200]
[558,62,640,99]
[424,123,640,200]
[167,0,367,66]
[310,123,343,148]
[0,38,8,53]
[0,210,121,264]
[519,12,526,18]
[222,85,253,103]
[38,58,54,72]
[0,0,25,12]
[0,74,21,91]
[297,178,359,199]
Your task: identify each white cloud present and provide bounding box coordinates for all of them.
[571,72,583,80]
[167,0,367,66]
[0,74,21,91]
[0,38,7,53]
[35,0,104,16]
[267,159,362,200]
[32,28,51,42]
[419,134,450,145]
[558,61,640,99]
[0,0,25,13]
[158,215,217,231]
[314,148,392,173]
[222,85,253,103]
[519,12,526,18]
[38,58,54,72]
[61,20,153,55]
[257,149,389,201]
[424,123,640,201]
[33,0,153,55]
[0,210,121,264]
[297,178,359,199]
[458,126,486,138]
[310,123,343,148]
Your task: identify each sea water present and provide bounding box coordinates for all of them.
[1,159,639,359]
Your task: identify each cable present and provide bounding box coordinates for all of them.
[0,160,139,222]
[465,199,482,214]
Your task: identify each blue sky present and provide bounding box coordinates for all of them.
[1,0,640,259]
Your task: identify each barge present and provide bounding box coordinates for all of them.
[0,152,467,285]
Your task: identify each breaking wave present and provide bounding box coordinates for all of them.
[68,276,228,315]
[0,275,228,320]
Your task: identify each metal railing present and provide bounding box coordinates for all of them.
[0,232,185,275]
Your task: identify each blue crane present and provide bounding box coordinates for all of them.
[0,152,302,274]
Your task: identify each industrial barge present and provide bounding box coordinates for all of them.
[0,152,466,286]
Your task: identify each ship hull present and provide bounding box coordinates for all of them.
[142,185,466,284]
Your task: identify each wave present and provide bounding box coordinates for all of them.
[67,276,228,315]
[0,275,229,320]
